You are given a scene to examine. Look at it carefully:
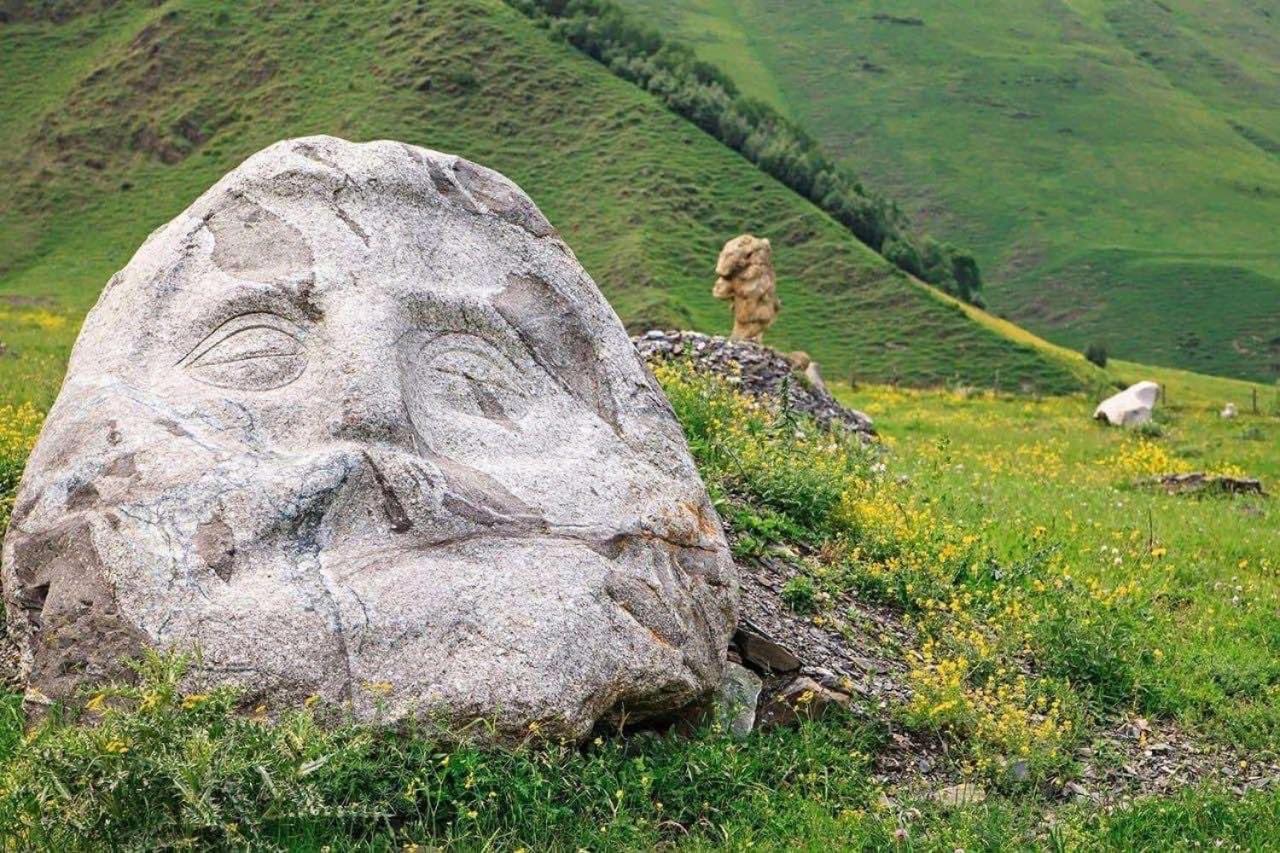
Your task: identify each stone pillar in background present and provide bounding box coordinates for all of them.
[713,234,779,343]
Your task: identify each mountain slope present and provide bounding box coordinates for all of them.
[617,0,1280,382]
[0,0,1101,409]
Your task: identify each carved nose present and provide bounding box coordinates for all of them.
[327,361,419,451]
[329,399,415,447]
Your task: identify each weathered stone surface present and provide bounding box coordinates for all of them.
[713,234,779,343]
[932,783,986,809]
[786,351,828,394]
[1094,381,1160,426]
[0,629,18,693]
[1,136,738,739]
[634,330,875,438]
[1146,472,1265,496]
[716,661,763,738]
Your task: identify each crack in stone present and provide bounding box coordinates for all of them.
[332,203,370,247]
[361,451,413,533]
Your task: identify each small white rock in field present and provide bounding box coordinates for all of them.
[1094,381,1159,426]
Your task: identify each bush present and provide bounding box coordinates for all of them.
[949,248,982,303]
[650,361,872,540]
[882,237,923,278]
[781,575,818,614]
[1030,585,1146,711]
[1084,342,1108,368]
[1134,419,1164,439]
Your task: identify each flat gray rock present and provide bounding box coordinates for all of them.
[2,136,737,739]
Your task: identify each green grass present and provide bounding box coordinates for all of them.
[615,0,1280,383]
[0,0,1100,409]
[666,363,1280,758]
[927,281,1280,406]
[9,669,1280,851]
[3,367,1279,849]
[1110,358,1280,412]
[837,381,1280,748]
[4,1,1280,847]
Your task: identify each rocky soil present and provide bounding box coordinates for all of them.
[717,519,1280,808]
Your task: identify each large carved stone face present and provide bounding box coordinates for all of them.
[3,137,737,737]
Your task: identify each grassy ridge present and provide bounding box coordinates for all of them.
[615,0,1280,382]
[0,0,1101,409]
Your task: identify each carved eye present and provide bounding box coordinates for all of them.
[182,313,307,391]
[401,333,529,427]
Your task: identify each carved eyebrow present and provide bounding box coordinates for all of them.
[494,272,620,433]
[398,329,527,390]
[416,334,503,361]
[180,283,313,360]
[399,294,531,365]
[177,311,307,367]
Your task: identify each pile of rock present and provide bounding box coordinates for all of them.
[713,550,913,739]
[634,329,875,439]
[0,633,17,692]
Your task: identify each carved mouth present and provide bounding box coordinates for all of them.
[317,534,728,684]
[328,524,722,572]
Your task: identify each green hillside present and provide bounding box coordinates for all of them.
[5,5,1280,848]
[617,0,1280,383]
[0,0,1107,411]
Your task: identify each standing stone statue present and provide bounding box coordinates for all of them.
[713,234,780,342]
[1,136,738,739]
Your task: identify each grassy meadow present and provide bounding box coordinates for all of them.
[615,0,1280,383]
[841,381,1280,747]
[2,0,1280,849]
[2,365,1278,849]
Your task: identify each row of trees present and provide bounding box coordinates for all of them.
[506,0,984,304]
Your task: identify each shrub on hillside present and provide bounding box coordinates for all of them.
[1084,342,1108,368]
[882,237,923,279]
[948,247,982,304]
